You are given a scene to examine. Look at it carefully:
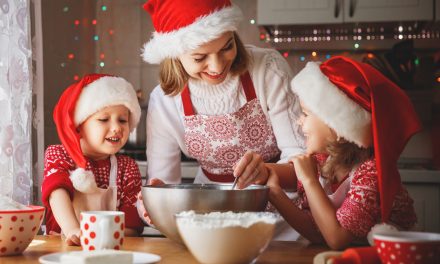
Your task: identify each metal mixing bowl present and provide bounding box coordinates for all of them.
[140,184,269,243]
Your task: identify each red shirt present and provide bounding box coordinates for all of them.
[294,158,417,238]
[42,145,144,234]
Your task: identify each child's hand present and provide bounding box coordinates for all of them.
[136,178,165,226]
[291,154,318,186]
[136,191,153,226]
[233,151,269,189]
[64,228,81,246]
[266,167,281,190]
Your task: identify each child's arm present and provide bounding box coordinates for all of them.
[292,155,356,249]
[120,157,147,235]
[49,188,81,245]
[124,228,141,236]
[265,162,297,190]
[266,167,323,243]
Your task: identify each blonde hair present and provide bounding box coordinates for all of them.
[322,139,374,182]
[158,32,250,96]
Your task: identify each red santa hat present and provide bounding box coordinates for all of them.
[53,74,141,192]
[291,56,421,222]
[141,0,243,64]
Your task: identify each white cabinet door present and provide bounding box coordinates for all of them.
[257,0,343,25]
[436,0,440,21]
[343,0,433,23]
[404,184,440,233]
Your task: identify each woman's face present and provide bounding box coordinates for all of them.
[298,101,337,154]
[178,31,237,85]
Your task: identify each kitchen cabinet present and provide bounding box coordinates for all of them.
[343,0,433,23]
[257,0,433,25]
[401,169,440,233]
[437,0,440,21]
[257,0,343,25]
[136,161,199,184]
[404,184,440,232]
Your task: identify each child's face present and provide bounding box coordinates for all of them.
[78,105,130,160]
[178,31,237,85]
[298,101,337,154]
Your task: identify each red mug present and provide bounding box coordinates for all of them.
[373,231,440,264]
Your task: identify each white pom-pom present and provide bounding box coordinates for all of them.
[367,223,399,246]
[69,168,99,193]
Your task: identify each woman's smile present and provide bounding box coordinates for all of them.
[202,69,226,80]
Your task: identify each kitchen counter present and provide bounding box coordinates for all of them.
[1,235,329,263]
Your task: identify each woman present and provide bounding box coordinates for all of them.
[142,0,304,187]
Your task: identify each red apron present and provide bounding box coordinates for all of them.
[182,72,280,182]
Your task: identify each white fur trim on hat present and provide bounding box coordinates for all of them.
[70,168,100,194]
[291,62,372,148]
[74,76,141,132]
[142,5,242,64]
[367,223,399,246]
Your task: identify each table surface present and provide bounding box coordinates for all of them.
[0,235,330,263]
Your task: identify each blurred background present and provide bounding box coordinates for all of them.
[35,0,440,165]
[24,0,440,232]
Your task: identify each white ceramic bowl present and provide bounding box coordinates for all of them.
[0,205,45,256]
[373,231,440,264]
[176,211,278,264]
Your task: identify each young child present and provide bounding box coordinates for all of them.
[41,74,144,245]
[263,56,421,249]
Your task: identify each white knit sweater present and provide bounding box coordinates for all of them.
[146,45,305,183]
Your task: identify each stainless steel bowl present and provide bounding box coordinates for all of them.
[141,184,269,243]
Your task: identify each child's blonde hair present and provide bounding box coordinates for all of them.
[322,139,373,182]
[158,32,250,96]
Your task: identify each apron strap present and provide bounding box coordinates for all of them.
[181,85,195,116]
[109,155,118,187]
[240,71,257,101]
[181,71,256,117]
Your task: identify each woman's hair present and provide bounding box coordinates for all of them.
[158,32,250,96]
[322,139,374,182]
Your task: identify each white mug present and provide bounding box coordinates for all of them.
[80,211,125,251]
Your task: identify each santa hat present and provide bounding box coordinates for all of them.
[53,74,141,192]
[291,56,421,222]
[141,0,243,64]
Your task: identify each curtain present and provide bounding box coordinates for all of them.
[0,0,33,204]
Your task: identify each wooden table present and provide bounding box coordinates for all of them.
[0,235,329,263]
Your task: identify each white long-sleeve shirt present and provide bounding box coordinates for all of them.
[146,45,305,183]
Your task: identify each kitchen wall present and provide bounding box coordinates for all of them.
[39,0,439,164]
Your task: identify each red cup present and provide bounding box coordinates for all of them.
[373,231,440,264]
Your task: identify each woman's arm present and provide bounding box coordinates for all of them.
[146,88,183,183]
[249,47,306,162]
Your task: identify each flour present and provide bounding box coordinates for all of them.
[0,195,29,210]
[176,211,278,228]
[176,211,278,264]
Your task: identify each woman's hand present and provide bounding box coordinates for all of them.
[233,151,269,189]
[290,154,318,186]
